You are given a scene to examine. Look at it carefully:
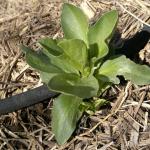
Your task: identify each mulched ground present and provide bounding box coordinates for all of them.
[0,0,150,149]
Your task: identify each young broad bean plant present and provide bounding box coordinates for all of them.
[22,3,150,145]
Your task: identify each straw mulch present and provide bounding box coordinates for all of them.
[0,0,150,149]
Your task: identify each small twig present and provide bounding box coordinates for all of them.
[132,85,150,92]
[126,112,144,128]
[143,112,148,131]
[134,91,146,118]
[2,125,20,138]
[59,138,77,150]
[123,101,150,109]
[98,141,114,150]
[112,82,131,113]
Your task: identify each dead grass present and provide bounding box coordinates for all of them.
[0,0,150,149]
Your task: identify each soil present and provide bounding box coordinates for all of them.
[0,0,150,149]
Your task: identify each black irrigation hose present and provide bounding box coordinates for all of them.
[0,85,57,115]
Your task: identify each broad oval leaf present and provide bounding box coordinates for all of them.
[61,3,89,45]
[21,45,63,73]
[52,94,83,145]
[56,54,80,74]
[98,55,150,85]
[44,53,79,74]
[37,41,79,74]
[58,39,88,73]
[39,38,62,56]
[48,73,99,98]
[88,10,118,59]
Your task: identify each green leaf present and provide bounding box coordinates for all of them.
[61,3,89,45]
[21,45,63,73]
[96,78,112,96]
[37,41,79,74]
[39,71,57,84]
[98,55,150,85]
[39,38,62,56]
[80,98,109,115]
[88,10,118,59]
[52,94,83,145]
[58,39,88,73]
[45,53,79,74]
[48,73,99,98]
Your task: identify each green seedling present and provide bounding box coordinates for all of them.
[22,3,150,145]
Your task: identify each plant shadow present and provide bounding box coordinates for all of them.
[110,26,150,63]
